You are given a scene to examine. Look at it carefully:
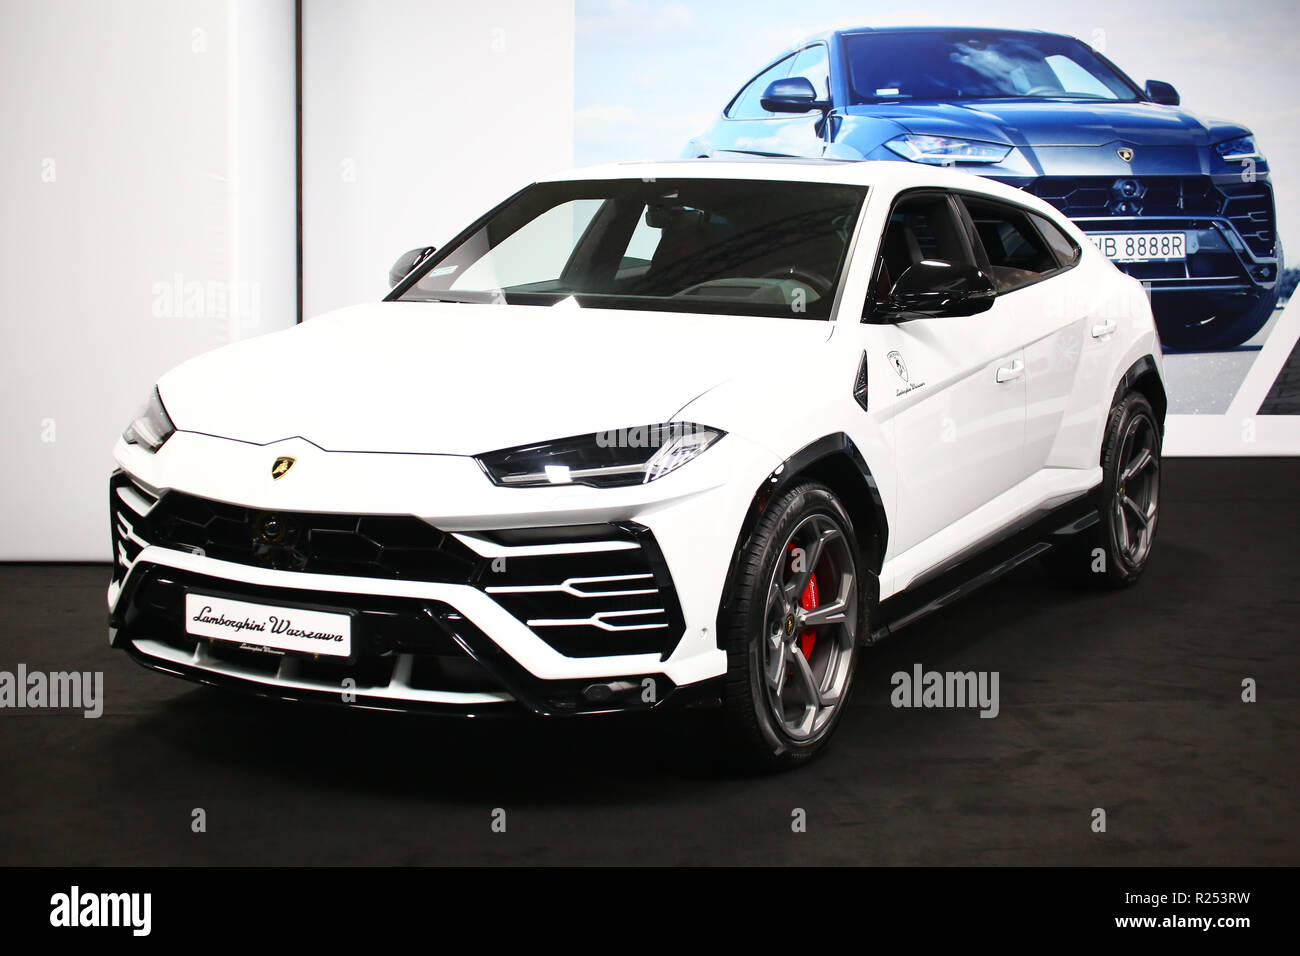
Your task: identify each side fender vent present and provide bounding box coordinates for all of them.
[853,351,870,411]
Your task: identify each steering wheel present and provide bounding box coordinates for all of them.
[1023,85,1063,96]
[761,266,834,298]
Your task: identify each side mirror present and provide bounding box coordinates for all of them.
[869,260,996,321]
[389,246,436,288]
[1144,80,1180,107]
[760,76,830,114]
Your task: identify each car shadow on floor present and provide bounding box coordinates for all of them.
[117,554,1182,805]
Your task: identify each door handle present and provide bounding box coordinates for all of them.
[1091,319,1117,338]
[995,359,1024,384]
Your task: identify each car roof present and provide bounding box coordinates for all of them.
[537,158,1069,222]
[834,25,1052,36]
[809,24,1055,40]
[778,25,1066,54]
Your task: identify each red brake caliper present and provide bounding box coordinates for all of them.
[787,544,820,661]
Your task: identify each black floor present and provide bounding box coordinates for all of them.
[2,458,1297,865]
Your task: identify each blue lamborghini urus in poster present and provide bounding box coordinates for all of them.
[687,27,1281,350]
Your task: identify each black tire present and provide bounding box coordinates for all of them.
[1156,242,1283,351]
[1043,392,1161,588]
[714,482,865,772]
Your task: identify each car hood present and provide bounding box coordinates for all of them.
[157,301,831,455]
[846,99,1238,148]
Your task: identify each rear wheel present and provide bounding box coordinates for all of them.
[1043,392,1161,587]
[716,482,864,771]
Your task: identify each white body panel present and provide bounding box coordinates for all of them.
[108,160,1164,707]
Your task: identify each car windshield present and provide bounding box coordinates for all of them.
[844,31,1140,105]
[396,178,867,320]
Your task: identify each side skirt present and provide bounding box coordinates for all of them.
[869,487,1102,644]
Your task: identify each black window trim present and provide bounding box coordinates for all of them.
[1027,210,1084,270]
[860,187,982,320]
[951,190,1082,296]
[386,183,532,300]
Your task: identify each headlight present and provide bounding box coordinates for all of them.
[122,387,176,452]
[1215,136,1262,163]
[476,423,725,488]
[885,134,1011,165]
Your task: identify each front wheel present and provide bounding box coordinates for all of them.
[1156,288,1279,351]
[1156,243,1283,352]
[715,482,865,772]
[1043,392,1161,587]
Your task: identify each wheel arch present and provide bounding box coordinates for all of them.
[1114,355,1167,433]
[717,433,887,637]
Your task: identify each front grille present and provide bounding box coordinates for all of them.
[1028,175,1277,261]
[110,473,686,660]
[1029,175,1221,218]
[130,486,479,583]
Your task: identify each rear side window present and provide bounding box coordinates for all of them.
[960,196,1059,293]
[1030,212,1082,268]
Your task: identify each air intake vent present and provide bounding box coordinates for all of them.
[472,523,685,658]
[110,471,159,585]
[1220,182,1277,258]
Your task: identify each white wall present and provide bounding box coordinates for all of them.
[0,0,297,559]
[0,0,573,559]
[302,0,575,317]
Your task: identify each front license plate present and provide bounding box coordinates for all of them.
[1088,232,1186,263]
[184,592,352,657]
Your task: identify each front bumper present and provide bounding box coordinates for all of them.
[108,430,778,715]
[113,559,725,716]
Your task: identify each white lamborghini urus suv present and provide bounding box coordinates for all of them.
[109,160,1165,770]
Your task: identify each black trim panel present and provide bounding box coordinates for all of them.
[717,432,888,643]
[1114,354,1167,428]
[872,486,1101,642]
[737,432,887,567]
[115,561,714,718]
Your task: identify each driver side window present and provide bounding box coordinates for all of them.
[787,44,830,101]
[727,55,797,119]
[869,194,974,309]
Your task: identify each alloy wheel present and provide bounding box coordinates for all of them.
[760,514,857,741]
[1111,412,1160,570]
